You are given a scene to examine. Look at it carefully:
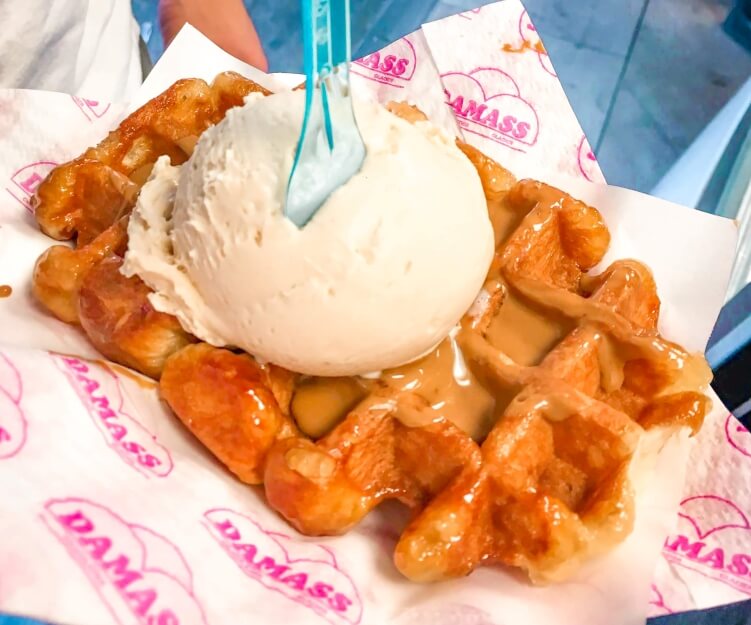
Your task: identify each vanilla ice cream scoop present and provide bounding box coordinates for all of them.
[123,90,493,376]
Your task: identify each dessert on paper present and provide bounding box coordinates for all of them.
[0,2,746,625]
[30,67,714,588]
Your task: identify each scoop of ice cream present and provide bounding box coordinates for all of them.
[123,90,493,376]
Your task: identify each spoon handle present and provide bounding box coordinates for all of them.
[287,0,365,227]
[329,0,353,67]
[300,0,353,146]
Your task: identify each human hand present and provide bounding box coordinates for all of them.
[158,0,268,71]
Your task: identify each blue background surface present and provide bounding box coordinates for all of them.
[131,0,751,194]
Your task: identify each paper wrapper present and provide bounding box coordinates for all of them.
[0,2,747,624]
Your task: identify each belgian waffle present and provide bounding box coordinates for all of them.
[32,72,269,374]
[252,177,711,583]
[29,75,711,584]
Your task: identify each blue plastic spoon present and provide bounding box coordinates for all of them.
[285,0,366,227]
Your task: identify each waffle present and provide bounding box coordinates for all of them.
[35,72,270,245]
[29,75,712,584]
[32,72,268,374]
[258,178,711,583]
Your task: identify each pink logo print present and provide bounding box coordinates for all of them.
[663,495,751,596]
[5,161,57,212]
[204,508,363,625]
[725,413,751,458]
[678,495,751,540]
[648,585,673,617]
[42,497,208,625]
[52,355,173,478]
[458,8,482,20]
[72,96,111,122]
[352,36,417,88]
[577,135,599,182]
[519,10,555,76]
[441,67,539,152]
[0,352,27,459]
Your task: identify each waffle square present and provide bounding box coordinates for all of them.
[29,75,711,584]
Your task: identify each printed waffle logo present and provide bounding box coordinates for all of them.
[725,413,751,458]
[518,10,555,76]
[663,495,751,595]
[71,96,111,121]
[458,7,482,20]
[648,585,673,617]
[352,36,417,87]
[441,67,539,152]
[577,136,599,182]
[5,161,57,211]
[204,508,363,625]
[42,498,208,625]
[52,355,173,477]
[0,351,27,459]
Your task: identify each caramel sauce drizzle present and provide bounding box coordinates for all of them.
[290,190,710,441]
[502,40,547,55]
[380,332,496,440]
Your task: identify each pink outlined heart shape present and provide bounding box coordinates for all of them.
[5,161,57,212]
[577,135,599,182]
[352,36,417,87]
[725,413,751,458]
[648,584,673,616]
[678,494,751,540]
[204,508,363,625]
[458,7,482,20]
[71,96,112,121]
[0,351,27,459]
[518,10,556,77]
[52,354,173,478]
[441,67,540,151]
[43,497,209,625]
